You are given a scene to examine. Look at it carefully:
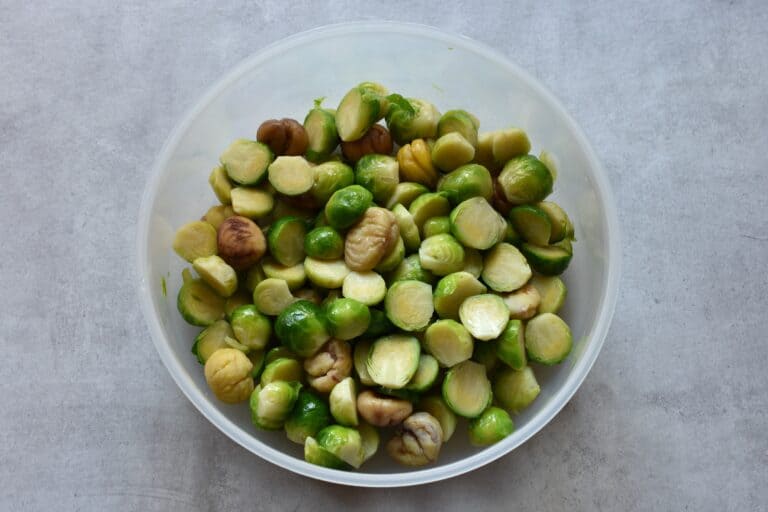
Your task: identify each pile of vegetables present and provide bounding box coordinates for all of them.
[172,82,576,470]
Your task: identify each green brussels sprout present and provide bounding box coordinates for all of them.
[173,220,217,263]
[285,389,333,444]
[424,319,473,367]
[431,132,475,172]
[224,290,251,320]
[311,161,355,203]
[468,406,515,446]
[324,298,371,340]
[324,185,374,229]
[363,308,394,338]
[260,357,303,387]
[304,226,344,260]
[304,103,340,163]
[450,197,507,250]
[355,154,399,204]
[316,425,366,469]
[230,304,271,351]
[418,233,466,276]
[329,377,359,426]
[422,216,451,238]
[385,182,430,209]
[335,82,389,142]
[386,254,436,286]
[497,155,553,205]
[267,216,307,266]
[437,109,479,148]
[192,319,234,364]
[385,95,440,145]
[493,366,540,413]
[438,164,493,206]
[304,436,348,469]
[249,381,301,430]
[275,300,331,357]
[265,346,299,364]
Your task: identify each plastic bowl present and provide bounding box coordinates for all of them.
[136,22,620,487]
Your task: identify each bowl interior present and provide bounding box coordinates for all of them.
[137,22,619,487]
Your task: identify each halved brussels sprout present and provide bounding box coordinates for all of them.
[267,216,307,266]
[304,257,351,289]
[442,360,492,418]
[260,357,303,386]
[209,165,234,204]
[366,335,421,389]
[449,197,507,250]
[304,104,340,163]
[261,258,306,290]
[431,132,475,172]
[496,319,526,370]
[192,319,234,364]
[342,271,387,306]
[525,312,573,365]
[191,255,238,298]
[385,95,440,145]
[509,205,552,246]
[386,254,436,286]
[438,164,493,206]
[481,243,532,292]
[250,381,301,430]
[316,425,366,468]
[386,182,430,209]
[230,304,271,351]
[329,376,358,426]
[433,271,487,320]
[173,221,218,263]
[252,278,295,316]
[437,109,479,148]
[391,204,421,252]
[459,294,509,341]
[178,275,225,326]
[422,216,451,238]
[220,139,273,185]
[424,319,474,367]
[335,82,389,142]
[268,156,314,196]
[409,192,451,236]
[311,161,355,203]
[385,280,434,331]
[494,366,540,413]
[418,233,466,276]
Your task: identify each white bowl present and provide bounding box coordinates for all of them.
[136,22,620,487]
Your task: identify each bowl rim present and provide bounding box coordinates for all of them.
[135,20,621,487]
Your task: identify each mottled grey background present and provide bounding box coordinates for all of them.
[1,1,766,510]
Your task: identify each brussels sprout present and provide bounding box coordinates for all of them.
[177,275,225,327]
[260,357,303,386]
[220,139,273,185]
[230,186,275,219]
[374,236,405,273]
[329,376,358,426]
[519,243,572,276]
[324,185,374,229]
[459,294,509,341]
[391,204,421,252]
[201,204,236,230]
[432,271,486,320]
[449,197,507,250]
[311,161,355,203]
[409,192,451,236]
[248,349,266,379]
[325,298,371,340]
[253,278,295,316]
[385,280,434,331]
[537,201,574,243]
[504,221,522,244]
[190,255,238,298]
[405,354,440,392]
[267,216,307,266]
[472,339,499,374]
[438,109,479,143]
[509,205,552,246]
[417,396,457,442]
[386,412,443,467]
[422,216,451,238]
[397,139,440,188]
[501,283,540,320]
[342,270,387,306]
[442,360,492,418]
[335,82,389,142]
[316,425,365,468]
[203,348,255,403]
[431,132,476,172]
[538,150,559,181]
[497,155,553,205]
[494,366,540,413]
[386,182,430,209]
[275,300,331,357]
[424,319,474,367]
[230,304,271,351]
[358,422,380,462]
[304,103,340,163]
[525,313,573,365]
[249,381,301,430]
[173,221,217,263]
[355,154,399,204]
[285,389,333,444]
[192,319,234,364]
[366,334,421,389]
[419,234,466,276]
[223,291,250,321]
[491,128,531,165]
[261,258,306,290]
[304,257,351,289]
[209,165,234,204]
[462,248,484,278]
[386,254,436,286]
[293,287,323,305]
[265,346,298,364]
[304,339,353,393]
[474,131,498,171]
[304,436,348,469]
[438,164,493,206]
[356,390,413,427]
[482,243,532,292]
[244,264,266,293]
[496,319,526,370]
[363,308,394,338]
[385,95,440,145]
[530,275,567,314]
[304,226,344,260]
[468,406,514,446]
[268,156,314,196]
[353,339,375,386]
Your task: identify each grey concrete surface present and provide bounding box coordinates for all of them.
[1,1,766,510]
